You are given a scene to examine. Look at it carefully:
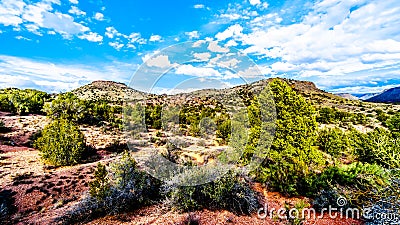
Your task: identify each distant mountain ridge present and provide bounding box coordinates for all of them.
[366,86,400,103]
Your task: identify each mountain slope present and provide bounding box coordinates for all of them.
[367,87,400,103]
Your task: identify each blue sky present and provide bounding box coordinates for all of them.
[0,0,400,94]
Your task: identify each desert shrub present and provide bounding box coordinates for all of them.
[255,79,324,195]
[0,93,14,113]
[0,88,50,114]
[317,107,342,124]
[34,119,86,166]
[317,128,349,159]
[198,117,216,136]
[216,119,231,142]
[177,102,225,136]
[163,170,259,215]
[145,104,162,129]
[60,151,161,224]
[317,107,368,125]
[44,92,86,121]
[89,163,110,201]
[375,109,389,124]
[348,128,400,169]
[386,112,400,133]
[44,92,118,126]
[308,162,391,208]
[188,123,201,137]
[312,163,389,191]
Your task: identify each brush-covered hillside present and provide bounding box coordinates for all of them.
[0,78,399,225]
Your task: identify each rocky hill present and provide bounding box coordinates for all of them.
[72,80,148,103]
[367,86,400,103]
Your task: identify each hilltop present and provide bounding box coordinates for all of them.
[72,80,147,103]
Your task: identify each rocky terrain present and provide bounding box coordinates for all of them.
[1,78,399,224]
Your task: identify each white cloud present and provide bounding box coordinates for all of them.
[141,50,160,63]
[69,0,78,4]
[109,41,124,51]
[220,13,242,21]
[79,32,103,42]
[129,32,146,44]
[215,24,243,41]
[225,40,238,47]
[0,0,25,26]
[145,55,176,68]
[192,40,206,48]
[94,12,104,21]
[105,26,118,38]
[208,41,229,53]
[24,24,42,35]
[249,0,261,6]
[15,35,31,41]
[234,0,400,92]
[41,12,89,37]
[193,52,211,61]
[0,55,134,93]
[194,4,205,9]
[149,34,162,42]
[0,0,104,43]
[175,64,221,77]
[68,6,86,16]
[185,31,199,39]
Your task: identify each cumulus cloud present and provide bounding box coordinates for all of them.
[94,12,104,21]
[69,0,78,4]
[215,24,243,41]
[105,26,119,38]
[109,41,124,51]
[226,0,400,92]
[149,34,162,42]
[0,0,106,43]
[185,31,199,39]
[68,6,86,16]
[145,55,176,68]
[208,41,229,53]
[249,0,261,6]
[79,32,103,42]
[193,52,211,61]
[0,0,25,26]
[175,64,221,77]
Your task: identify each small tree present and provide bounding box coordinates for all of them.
[256,79,324,195]
[34,119,86,166]
[89,163,110,200]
